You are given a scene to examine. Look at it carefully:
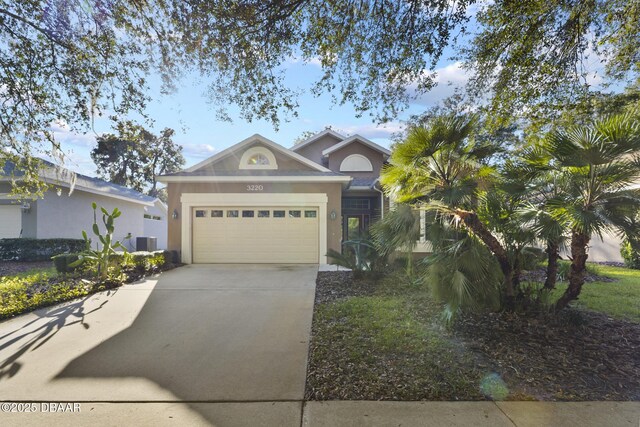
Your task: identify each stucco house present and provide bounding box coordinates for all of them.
[0,160,168,250]
[159,130,390,264]
[159,130,625,264]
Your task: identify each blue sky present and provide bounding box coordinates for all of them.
[51,54,472,177]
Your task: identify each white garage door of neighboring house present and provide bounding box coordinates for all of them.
[0,205,22,239]
[192,206,319,263]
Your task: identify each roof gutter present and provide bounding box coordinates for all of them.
[373,178,385,219]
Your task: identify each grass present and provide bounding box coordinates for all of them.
[306,271,485,400]
[552,264,640,322]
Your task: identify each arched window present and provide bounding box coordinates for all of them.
[239,147,278,170]
[249,153,271,165]
[340,154,373,172]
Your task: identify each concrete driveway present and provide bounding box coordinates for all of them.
[0,264,318,425]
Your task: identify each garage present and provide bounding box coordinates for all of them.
[192,206,319,263]
[158,135,351,264]
[0,205,21,239]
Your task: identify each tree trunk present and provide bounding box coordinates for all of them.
[544,240,560,290]
[455,209,515,310]
[555,231,590,311]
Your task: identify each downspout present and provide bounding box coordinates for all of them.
[373,178,384,219]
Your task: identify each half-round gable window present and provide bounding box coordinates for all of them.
[340,154,373,172]
[239,147,278,170]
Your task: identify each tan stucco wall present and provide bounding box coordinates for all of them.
[167,182,343,259]
[327,142,386,178]
[196,144,317,172]
[293,135,342,166]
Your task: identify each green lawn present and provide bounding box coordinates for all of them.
[552,264,640,322]
[306,272,486,400]
[307,264,640,400]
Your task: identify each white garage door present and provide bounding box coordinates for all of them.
[0,205,22,239]
[192,207,319,263]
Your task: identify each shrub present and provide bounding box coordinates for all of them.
[51,253,81,273]
[126,250,171,271]
[0,238,86,261]
[327,239,387,279]
[620,239,640,269]
[521,246,545,271]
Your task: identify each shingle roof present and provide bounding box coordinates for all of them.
[2,159,157,205]
[350,177,379,188]
[162,169,346,177]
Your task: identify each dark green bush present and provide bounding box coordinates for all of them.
[621,239,640,269]
[51,253,81,273]
[0,238,87,261]
[521,246,545,271]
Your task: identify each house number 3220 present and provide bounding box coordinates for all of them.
[246,185,264,191]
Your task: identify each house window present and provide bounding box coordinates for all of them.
[239,146,278,170]
[211,210,223,217]
[242,210,255,218]
[227,210,239,218]
[258,210,270,218]
[249,154,269,165]
[343,198,370,210]
[304,210,317,218]
[273,210,285,218]
[340,154,373,172]
[289,210,301,218]
[195,210,206,218]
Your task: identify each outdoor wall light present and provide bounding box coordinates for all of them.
[329,210,337,220]
[172,209,179,219]
[21,202,31,213]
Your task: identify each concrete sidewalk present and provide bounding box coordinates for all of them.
[1,401,638,426]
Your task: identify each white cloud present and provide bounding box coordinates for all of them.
[408,61,470,106]
[49,120,97,148]
[182,143,216,159]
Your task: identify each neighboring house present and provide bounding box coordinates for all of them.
[0,160,168,250]
[159,130,626,264]
[158,131,389,264]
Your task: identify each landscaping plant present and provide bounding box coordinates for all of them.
[70,203,127,280]
[381,111,640,314]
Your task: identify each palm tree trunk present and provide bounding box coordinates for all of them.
[544,241,560,290]
[555,231,590,310]
[455,209,515,310]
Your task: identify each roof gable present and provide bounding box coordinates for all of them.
[185,134,331,173]
[291,129,346,152]
[321,135,391,158]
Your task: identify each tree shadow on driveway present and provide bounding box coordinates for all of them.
[54,265,316,404]
[0,289,117,381]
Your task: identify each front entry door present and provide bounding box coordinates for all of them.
[343,214,370,241]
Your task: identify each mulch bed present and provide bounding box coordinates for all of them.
[306,270,640,401]
[454,310,640,401]
[313,271,376,304]
[0,261,53,277]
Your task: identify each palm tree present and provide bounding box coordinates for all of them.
[513,147,570,290]
[381,114,523,308]
[370,203,421,277]
[543,113,640,310]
